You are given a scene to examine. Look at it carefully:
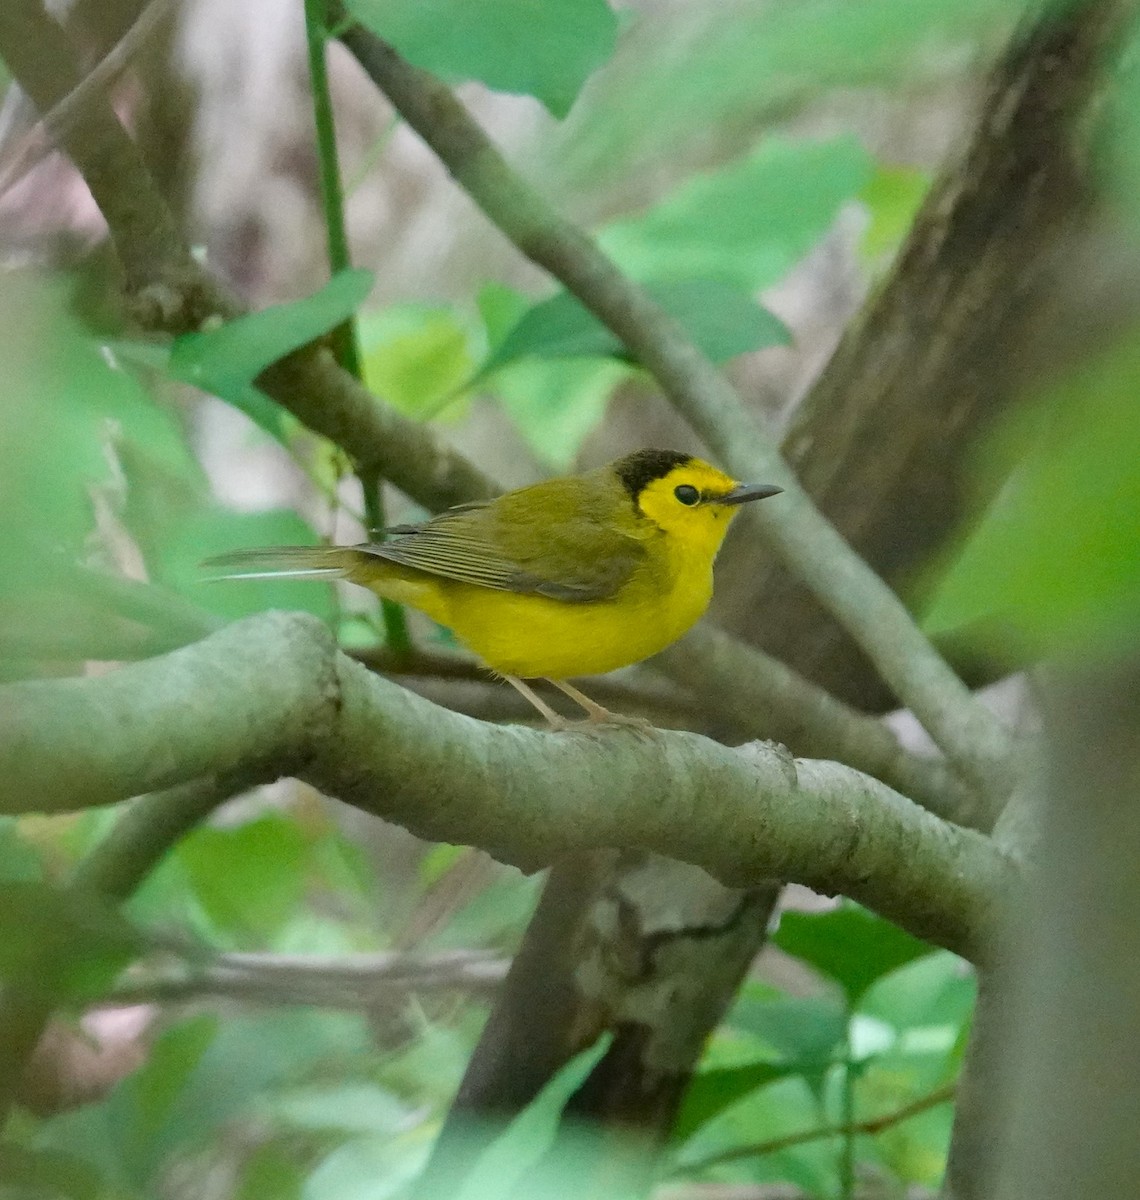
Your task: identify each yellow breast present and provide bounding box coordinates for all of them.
[424,536,714,680]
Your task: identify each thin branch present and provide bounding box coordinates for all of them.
[334,19,1016,798]
[0,0,173,202]
[676,1082,957,1176]
[105,949,508,1009]
[0,614,1019,962]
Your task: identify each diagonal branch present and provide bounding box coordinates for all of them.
[335,19,1015,797]
[0,613,1018,963]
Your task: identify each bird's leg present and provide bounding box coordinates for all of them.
[547,679,655,732]
[502,674,573,730]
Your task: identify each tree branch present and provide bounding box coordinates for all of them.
[677,1082,957,1176]
[335,18,1014,797]
[105,949,507,1009]
[0,614,1017,962]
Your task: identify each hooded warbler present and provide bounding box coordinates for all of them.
[207,449,781,726]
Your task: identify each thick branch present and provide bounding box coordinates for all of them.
[0,615,1017,962]
[336,20,1014,796]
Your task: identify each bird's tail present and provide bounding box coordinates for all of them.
[203,545,362,582]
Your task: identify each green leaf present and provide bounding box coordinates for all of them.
[774,905,934,1006]
[597,135,873,289]
[453,1034,612,1200]
[493,357,627,469]
[236,1144,305,1200]
[859,164,930,263]
[268,1083,411,1134]
[726,988,848,1064]
[177,814,310,940]
[673,1059,820,1144]
[0,1143,104,1200]
[305,1134,428,1200]
[154,506,337,625]
[924,334,1140,653]
[485,278,789,374]
[120,1015,219,1161]
[0,881,144,998]
[345,0,619,118]
[168,269,374,439]
[358,303,476,418]
[0,818,45,882]
[0,272,185,624]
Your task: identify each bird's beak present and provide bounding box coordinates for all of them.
[715,482,783,506]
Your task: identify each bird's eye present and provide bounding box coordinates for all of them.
[674,484,700,506]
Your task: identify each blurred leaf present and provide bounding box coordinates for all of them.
[345,0,619,118]
[304,1133,428,1200]
[727,988,847,1065]
[0,1143,103,1200]
[477,281,532,346]
[859,164,930,263]
[153,506,336,625]
[861,952,975,1034]
[493,357,627,469]
[454,1033,612,1200]
[0,818,45,882]
[598,135,873,289]
[0,273,183,627]
[485,278,789,374]
[34,1012,368,1193]
[237,1143,306,1200]
[774,905,934,1006]
[671,1074,839,1196]
[674,1059,823,1144]
[0,881,143,998]
[358,303,476,418]
[417,842,469,889]
[168,269,374,440]
[267,1083,411,1134]
[924,334,1140,652]
[548,0,1018,193]
[177,814,309,940]
[118,1015,219,1169]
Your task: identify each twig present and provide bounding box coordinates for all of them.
[0,0,174,202]
[334,20,1016,799]
[104,948,508,1008]
[676,1082,957,1176]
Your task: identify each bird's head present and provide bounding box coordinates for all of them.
[613,449,782,554]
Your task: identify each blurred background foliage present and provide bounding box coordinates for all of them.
[1,0,1138,1197]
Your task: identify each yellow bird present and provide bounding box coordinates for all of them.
[208,449,781,727]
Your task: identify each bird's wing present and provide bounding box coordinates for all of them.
[362,484,648,602]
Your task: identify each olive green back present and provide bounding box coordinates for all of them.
[361,467,650,602]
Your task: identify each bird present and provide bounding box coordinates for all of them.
[206,449,781,728]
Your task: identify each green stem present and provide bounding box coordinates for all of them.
[303,0,409,654]
[839,1008,855,1200]
[360,466,412,655]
